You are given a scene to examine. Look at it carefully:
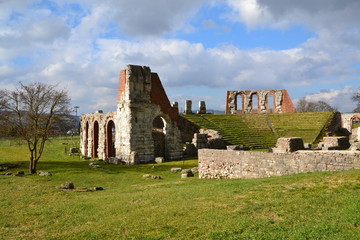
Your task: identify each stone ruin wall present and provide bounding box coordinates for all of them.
[225,89,295,114]
[80,65,183,164]
[198,149,360,179]
[80,111,116,160]
[341,113,360,133]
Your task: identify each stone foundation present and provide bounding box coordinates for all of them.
[198,149,360,179]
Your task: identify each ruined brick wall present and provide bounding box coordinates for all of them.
[225,89,295,114]
[80,64,183,164]
[117,70,126,102]
[198,149,360,179]
[150,73,179,122]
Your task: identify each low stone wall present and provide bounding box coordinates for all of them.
[198,149,360,179]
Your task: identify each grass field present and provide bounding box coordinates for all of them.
[1,137,360,239]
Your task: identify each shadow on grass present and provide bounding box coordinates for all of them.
[27,158,199,175]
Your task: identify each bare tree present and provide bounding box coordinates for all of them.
[296,97,337,112]
[0,82,71,174]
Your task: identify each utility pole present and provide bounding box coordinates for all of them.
[74,106,79,134]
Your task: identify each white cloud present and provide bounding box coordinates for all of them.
[226,0,273,29]
[226,0,360,32]
[305,86,353,102]
[0,0,360,114]
[301,86,355,112]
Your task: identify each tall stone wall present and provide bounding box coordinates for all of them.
[225,89,295,114]
[80,64,183,164]
[198,149,360,179]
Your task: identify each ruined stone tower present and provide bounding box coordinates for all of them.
[80,65,183,164]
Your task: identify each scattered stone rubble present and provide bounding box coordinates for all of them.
[38,171,52,176]
[184,129,227,157]
[89,162,101,168]
[171,168,182,172]
[181,169,194,178]
[143,174,162,180]
[59,182,75,189]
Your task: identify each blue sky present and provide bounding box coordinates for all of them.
[1,0,360,114]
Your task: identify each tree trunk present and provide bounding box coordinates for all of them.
[31,160,38,174]
[29,152,37,174]
[30,159,34,174]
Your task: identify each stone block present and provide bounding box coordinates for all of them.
[227,145,241,150]
[171,167,182,172]
[89,162,101,168]
[349,142,360,151]
[70,147,80,154]
[197,101,206,114]
[275,137,304,152]
[59,182,74,189]
[155,157,165,163]
[38,171,52,177]
[184,100,192,114]
[181,169,194,178]
[322,137,350,150]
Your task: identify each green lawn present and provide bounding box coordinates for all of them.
[182,112,334,149]
[1,137,360,239]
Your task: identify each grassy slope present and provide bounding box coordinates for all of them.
[183,114,276,149]
[182,112,334,148]
[268,112,334,143]
[1,137,360,239]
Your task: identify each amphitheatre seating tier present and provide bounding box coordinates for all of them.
[267,112,334,143]
[182,114,276,149]
[182,112,334,149]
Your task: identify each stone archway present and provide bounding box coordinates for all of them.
[152,116,166,158]
[235,93,243,111]
[267,93,274,111]
[93,121,99,158]
[106,120,116,158]
[351,115,360,129]
[251,93,259,112]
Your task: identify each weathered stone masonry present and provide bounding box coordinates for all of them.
[225,89,295,114]
[198,149,360,179]
[80,65,183,164]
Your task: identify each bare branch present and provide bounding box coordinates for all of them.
[0,82,72,173]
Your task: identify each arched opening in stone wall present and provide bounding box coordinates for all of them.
[251,93,258,111]
[85,121,89,156]
[152,116,166,158]
[106,120,116,158]
[351,115,360,129]
[236,94,243,111]
[267,94,274,111]
[93,121,99,158]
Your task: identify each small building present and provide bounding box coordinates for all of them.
[80,65,183,164]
